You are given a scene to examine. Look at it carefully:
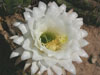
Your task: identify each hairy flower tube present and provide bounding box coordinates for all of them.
[10,1,89,75]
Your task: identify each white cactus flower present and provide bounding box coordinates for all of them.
[10,1,89,75]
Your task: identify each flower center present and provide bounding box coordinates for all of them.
[40,31,68,51]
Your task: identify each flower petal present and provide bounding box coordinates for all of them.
[24,11,32,20]
[72,54,82,63]
[73,18,83,29]
[13,22,21,27]
[80,39,89,47]
[32,50,43,60]
[13,36,24,45]
[10,47,24,58]
[38,61,47,74]
[31,62,39,74]
[10,52,19,58]
[80,29,88,38]
[32,7,45,20]
[44,57,57,67]
[59,60,76,74]
[10,35,18,39]
[68,12,78,21]
[52,65,62,75]
[25,8,33,12]
[47,2,59,16]
[71,41,80,51]
[47,68,54,75]
[39,1,46,13]
[27,18,35,38]
[17,24,28,34]
[22,38,33,50]
[79,49,88,58]
[21,51,32,60]
[24,59,32,70]
[59,4,66,12]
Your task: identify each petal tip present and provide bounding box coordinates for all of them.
[10,52,19,58]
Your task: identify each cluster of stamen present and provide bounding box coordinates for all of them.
[40,31,68,51]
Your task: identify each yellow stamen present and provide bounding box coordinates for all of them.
[45,35,68,51]
[40,31,68,51]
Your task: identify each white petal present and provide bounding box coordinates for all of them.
[10,47,24,58]
[32,48,43,60]
[44,57,57,67]
[47,2,59,16]
[13,36,24,45]
[59,60,76,74]
[72,54,82,63]
[10,52,19,58]
[68,12,78,21]
[31,62,39,74]
[59,4,66,12]
[25,8,33,12]
[10,35,19,39]
[47,68,54,75]
[80,39,89,47]
[52,65,62,75]
[17,24,27,34]
[27,18,34,32]
[73,18,83,28]
[22,38,32,50]
[80,29,88,38]
[39,1,46,13]
[24,59,32,70]
[38,61,47,74]
[33,7,44,20]
[79,49,88,58]
[71,41,80,51]
[24,11,31,20]
[48,1,58,9]
[21,51,32,60]
[13,22,21,27]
